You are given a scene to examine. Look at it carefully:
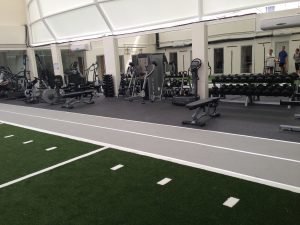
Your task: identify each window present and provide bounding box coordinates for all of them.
[241,46,252,73]
[214,48,224,74]
[61,49,86,74]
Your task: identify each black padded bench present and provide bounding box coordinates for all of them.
[63,90,94,98]
[182,97,221,127]
[62,89,95,109]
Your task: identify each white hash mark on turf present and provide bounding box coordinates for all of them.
[157,178,172,186]
[223,197,240,208]
[111,164,124,171]
[4,135,14,138]
[23,140,34,144]
[46,147,57,151]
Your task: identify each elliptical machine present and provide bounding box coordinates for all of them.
[126,61,157,104]
[172,58,202,106]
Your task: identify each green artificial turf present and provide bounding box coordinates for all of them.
[0,148,299,225]
[0,124,101,184]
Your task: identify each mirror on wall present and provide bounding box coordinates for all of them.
[0,50,27,74]
[61,49,86,75]
[35,49,54,76]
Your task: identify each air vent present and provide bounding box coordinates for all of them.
[260,15,300,30]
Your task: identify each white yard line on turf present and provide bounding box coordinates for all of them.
[111,164,124,171]
[0,103,299,145]
[0,110,299,164]
[0,147,109,190]
[157,178,172,186]
[223,197,240,208]
[4,135,14,138]
[46,147,57,151]
[0,120,299,193]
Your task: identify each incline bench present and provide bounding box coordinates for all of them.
[62,89,95,109]
[279,100,300,132]
[182,97,221,127]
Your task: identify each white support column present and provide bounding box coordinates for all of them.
[26,48,38,80]
[50,44,64,77]
[103,37,120,96]
[192,22,208,99]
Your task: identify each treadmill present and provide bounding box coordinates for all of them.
[172,58,202,106]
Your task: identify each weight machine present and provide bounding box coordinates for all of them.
[42,62,100,108]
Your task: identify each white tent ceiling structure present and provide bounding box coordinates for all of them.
[26,0,298,46]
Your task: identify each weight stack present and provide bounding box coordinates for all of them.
[118,73,127,96]
[102,74,115,97]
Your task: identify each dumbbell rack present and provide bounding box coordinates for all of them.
[118,73,144,98]
[162,72,192,99]
[210,74,298,107]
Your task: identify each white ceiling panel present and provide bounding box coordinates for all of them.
[203,0,296,16]
[100,0,199,30]
[31,21,54,43]
[39,0,94,17]
[46,6,110,39]
[28,0,40,23]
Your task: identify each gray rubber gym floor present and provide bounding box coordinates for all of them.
[0,96,299,142]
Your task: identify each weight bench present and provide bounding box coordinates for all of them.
[62,89,95,109]
[182,97,221,127]
[279,100,300,132]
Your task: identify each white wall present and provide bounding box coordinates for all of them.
[0,0,26,46]
[118,34,156,69]
[154,9,300,74]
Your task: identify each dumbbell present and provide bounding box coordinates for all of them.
[246,85,255,96]
[213,86,219,93]
[240,84,248,95]
[211,86,219,96]
[256,74,265,83]
[274,75,283,83]
[289,73,299,81]
[248,75,256,83]
[212,76,220,83]
[219,75,226,83]
[219,84,226,95]
[225,75,233,83]
[240,75,248,83]
[282,85,294,97]
[232,74,240,83]
[254,84,264,96]
[265,75,274,83]
[223,85,230,95]
[271,84,282,96]
[262,85,273,96]
[231,85,238,95]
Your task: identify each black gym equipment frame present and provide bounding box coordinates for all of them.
[279,100,300,132]
[182,97,221,127]
[172,58,202,106]
[126,61,157,104]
